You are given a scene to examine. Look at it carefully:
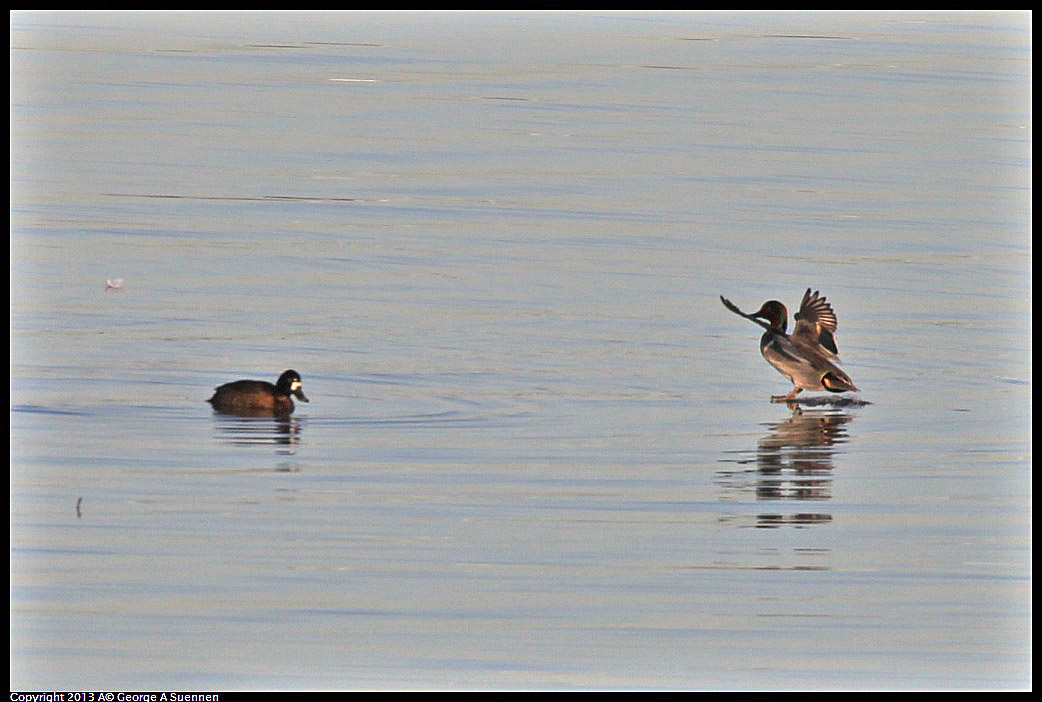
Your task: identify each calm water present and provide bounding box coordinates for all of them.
[10,11,1031,690]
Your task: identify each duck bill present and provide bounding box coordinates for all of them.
[295,390,309,403]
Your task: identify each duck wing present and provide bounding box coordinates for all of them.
[792,288,840,357]
[720,295,786,337]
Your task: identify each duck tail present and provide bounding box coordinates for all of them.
[822,372,858,393]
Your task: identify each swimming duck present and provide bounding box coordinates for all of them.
[207,369,309,415]
[720,288,859,403]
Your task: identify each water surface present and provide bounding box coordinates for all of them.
[10,11,1031,690]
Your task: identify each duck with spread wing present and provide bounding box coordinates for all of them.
[720,288,859,403]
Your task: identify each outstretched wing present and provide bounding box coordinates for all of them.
[793,288,840,356]
[720,295,782,336]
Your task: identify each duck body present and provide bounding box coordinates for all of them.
[721,289,858,403]
[758,326,857,398]
[207,369,309,416]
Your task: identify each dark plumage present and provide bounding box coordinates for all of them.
[207,369,309,416]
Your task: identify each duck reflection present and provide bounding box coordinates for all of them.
[718,405,855,528]
[211,412,304,450]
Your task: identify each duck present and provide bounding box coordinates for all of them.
[207,369,309,415]
[720,288,859,403]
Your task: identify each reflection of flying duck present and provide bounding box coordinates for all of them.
[720,288,858,403]
[752,408,853,512]
[759,407,853,454]
[716,406,856,527]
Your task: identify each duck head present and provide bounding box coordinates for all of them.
[752,300,788,332]
[276,369,309,403]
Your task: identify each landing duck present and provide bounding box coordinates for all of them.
[720,288,859,403]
